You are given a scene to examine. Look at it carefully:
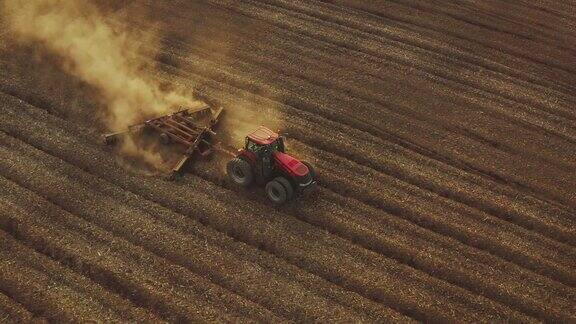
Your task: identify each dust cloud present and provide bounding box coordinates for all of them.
[2,0,193,169]
[213,89,284,149]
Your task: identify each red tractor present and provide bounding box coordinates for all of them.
[227,126,316,204]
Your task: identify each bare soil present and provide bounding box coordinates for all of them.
[0,0,575,322]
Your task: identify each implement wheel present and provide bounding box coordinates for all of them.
[160,132,171,145]
[227,158,254,187]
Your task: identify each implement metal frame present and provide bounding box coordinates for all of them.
[103,105,224,178]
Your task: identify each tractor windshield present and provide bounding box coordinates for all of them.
[246,137,285,154]
[269,137,285,152]
[246,138,261,152]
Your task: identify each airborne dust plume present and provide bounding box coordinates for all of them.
[2,0,194,169]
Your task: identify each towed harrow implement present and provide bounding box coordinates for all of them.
[103,101,224,177]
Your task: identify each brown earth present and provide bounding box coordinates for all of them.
[0,0,575,322]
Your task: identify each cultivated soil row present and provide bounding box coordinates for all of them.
[0,0,574,321]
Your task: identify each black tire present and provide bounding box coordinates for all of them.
[302,161,316,179]
[227,158,254,187]
[274,177,294,201]
[266,179,288,205]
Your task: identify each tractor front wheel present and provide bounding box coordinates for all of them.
[227,158,254,187]
[302,161,316,179]
[266,178,291,205]
[274,177,294,201]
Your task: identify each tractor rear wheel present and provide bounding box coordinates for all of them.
[227,158,254,187]
[266,178,290,205]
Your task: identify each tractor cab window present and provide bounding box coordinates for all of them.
[269,138,285,153]
[246,138,261,153]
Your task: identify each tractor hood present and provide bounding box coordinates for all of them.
[273,151,309,177]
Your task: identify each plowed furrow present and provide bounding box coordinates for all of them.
[152,0,576,100]
[252,0,576,107]
[203,0,576,132]
[305,146,576,272]
[319,0,576,93]
[185,35,576,170]
[452,0,576,38]
[191,76,576,269]
[205,57,576,210]
[129,6,576,213]
[0,180,276,323]
[513,0,576,21]
[410,0,576,51]
[153,45,572,213]
[1,0,575,321]
[147,18,576,172]
[0,171,401,324]
[377,0,576,74]
[154,70,576,248]
[188,151,576,321]
[0,134,386,323]
[0,98,414,322]
[0,93,533,322]
[214,0,576,143]
[0,291,36,323]
[127,24,576,208]
[0,199,164,323]
[163,71,576,289]
[0,117,414,318]
[425,0,576,45]
[0,228,163,323]
[7,49,566,260]
[242,0,576,141]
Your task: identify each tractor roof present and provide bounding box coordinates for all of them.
[247,126,279,145]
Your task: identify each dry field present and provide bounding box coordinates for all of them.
[0,0,575,322]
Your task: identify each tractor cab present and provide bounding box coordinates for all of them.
[228,126,317,205]
[245,126,285,154]
[242,126,285,181]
